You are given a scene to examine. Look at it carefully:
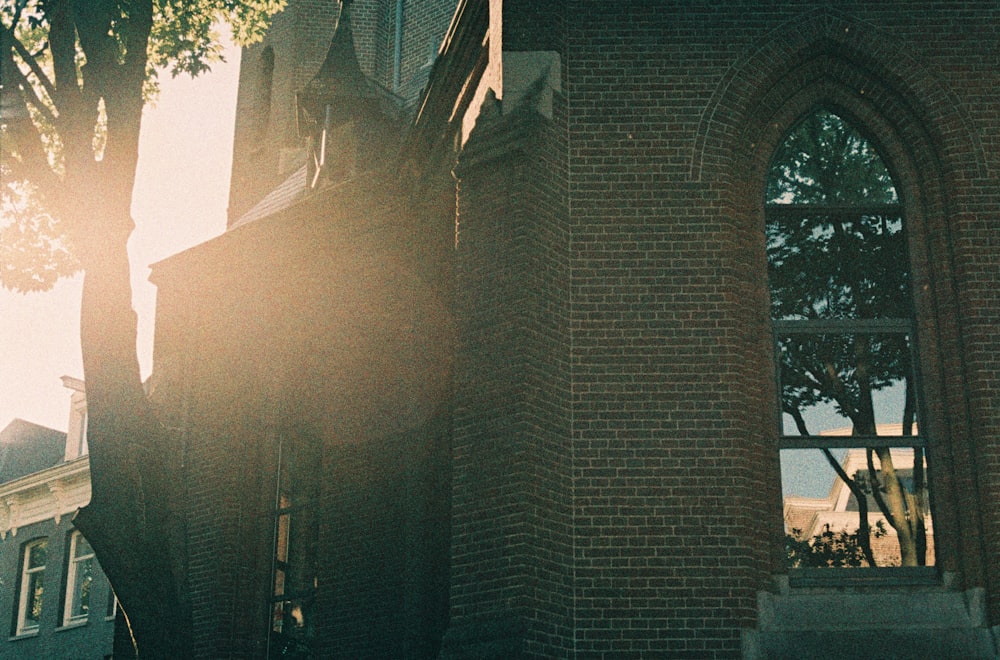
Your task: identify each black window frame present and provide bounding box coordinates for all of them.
[266,434,321,659]
[765,111,937,581]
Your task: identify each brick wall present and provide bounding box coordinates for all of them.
[229,0,457,224]
[228,0,339,223]
[159,0,1000,657]
[153,160,456,655]
[445,85,574,656]
[564,5,773,655]
[443,1,1000,657]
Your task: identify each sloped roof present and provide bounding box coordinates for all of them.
[230,164,309,229]
[0,418,65,483]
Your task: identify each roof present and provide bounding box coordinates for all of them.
[296,1,402,132]
[0,418,66,483]
[231,164,309,229]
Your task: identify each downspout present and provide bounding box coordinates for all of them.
[393,0,403,93]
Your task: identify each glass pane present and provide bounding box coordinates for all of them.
[26,571,44,625]
[782,447,934,568]
[766,211,909,321]
[71,557,94,618]
[766,111,897,205]
[276,513,290,563]
[273,568,286,597]
[74,534,93,559]
[777,332,917,438]
[287,505,317,594]
[270,598,313,658]
[270,435,319,660]
[271,600,286,633]
[28,540,47,569]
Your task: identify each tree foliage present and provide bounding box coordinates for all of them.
[0,181,77,290]
[786,521,888,569]
[767,110,929,568]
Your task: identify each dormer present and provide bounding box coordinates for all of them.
[61,376,88,461]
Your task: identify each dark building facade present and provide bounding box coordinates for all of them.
[0,389,116,659]
[148,1,1000,657]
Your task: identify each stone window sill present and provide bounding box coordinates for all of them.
[56,620,88,631]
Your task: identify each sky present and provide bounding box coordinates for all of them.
[0,34,242,433]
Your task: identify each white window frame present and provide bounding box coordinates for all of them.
[16,538,47,635]
[105,589,118,621]
[63,531,95,625]
[78,411,89,457]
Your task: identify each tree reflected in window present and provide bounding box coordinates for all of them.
[16,538,47,634]
[64,531,95,624]
[767,110,933,568]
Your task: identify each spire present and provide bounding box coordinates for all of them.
[296,0,380,132]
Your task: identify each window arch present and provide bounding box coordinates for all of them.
[766,109,934,570]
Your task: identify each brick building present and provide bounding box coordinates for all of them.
[147,1,1000,657]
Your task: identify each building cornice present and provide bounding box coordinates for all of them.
[0,456,91,539]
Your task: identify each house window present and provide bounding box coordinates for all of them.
[766,110,934,570]
[267,435,320,659]
[63,531,95,624]
[15,538,47,635]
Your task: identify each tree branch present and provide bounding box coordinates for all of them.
[865,448,897,529]
[7,26,59,106]
[1,0,28,31]
[786,405,810,436]
[1,41,58,126]
[0,45,64,204]
[98,0,151,197]
[786,406,878,567]
[120,0,154,81]
[821,448,877,567]
[47,0,80,105]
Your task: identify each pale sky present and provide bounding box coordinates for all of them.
[0,34,242,433]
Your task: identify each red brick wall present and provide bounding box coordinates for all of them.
[153,175,456,657]
[445,90,575,657]
[158,1,1000,657]
[445,2,1000,657]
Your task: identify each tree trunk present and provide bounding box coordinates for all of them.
[71,214,192,657]
[870,449,920,566]
[40,1,196,652]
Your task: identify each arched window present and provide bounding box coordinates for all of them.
[766,110,934,570]
[255,46,275,141]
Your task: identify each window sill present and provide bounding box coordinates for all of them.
[8,630,39,641]
[788,566,939,589]
[56,620,88,631]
